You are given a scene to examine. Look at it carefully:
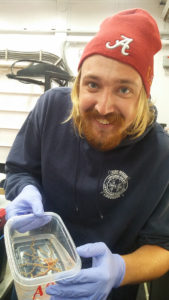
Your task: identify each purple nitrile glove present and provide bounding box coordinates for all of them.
[46,242,126,300]
[5,185,51,232]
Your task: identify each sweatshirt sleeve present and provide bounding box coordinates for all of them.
[4,92,47,200]
[138,184,169,250]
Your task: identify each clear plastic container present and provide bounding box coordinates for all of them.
[4,212,81,300]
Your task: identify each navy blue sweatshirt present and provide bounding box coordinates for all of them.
[5,87,169,300]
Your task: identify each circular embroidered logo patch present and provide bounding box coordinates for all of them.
[102,170,128,199]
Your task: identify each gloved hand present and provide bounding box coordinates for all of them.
[5,185,51,232]
[46,242,126,300]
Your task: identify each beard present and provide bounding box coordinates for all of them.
[80,109,127,151]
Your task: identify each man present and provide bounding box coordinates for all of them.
[4,8,169,300]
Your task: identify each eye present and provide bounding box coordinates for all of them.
[119,86,130,94]
[88,82,98,89]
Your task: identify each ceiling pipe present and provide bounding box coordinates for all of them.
[162,0,169,20]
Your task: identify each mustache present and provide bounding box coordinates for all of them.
[83,109,125,124]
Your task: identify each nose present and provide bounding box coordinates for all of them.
[95,90,116,115]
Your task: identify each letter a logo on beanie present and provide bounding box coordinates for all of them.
[106,35,133,56]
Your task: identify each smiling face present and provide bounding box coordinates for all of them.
[78,55,143,151]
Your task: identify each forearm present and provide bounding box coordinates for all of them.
[121,245,169,285]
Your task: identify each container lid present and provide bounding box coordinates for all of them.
[4,212,81,287]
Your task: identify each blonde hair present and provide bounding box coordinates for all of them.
[67,71,155,139]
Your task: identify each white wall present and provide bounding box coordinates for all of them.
[152,44,169,126]
[0,0,169,163]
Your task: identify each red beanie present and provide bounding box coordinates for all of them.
[78,8,162,97]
